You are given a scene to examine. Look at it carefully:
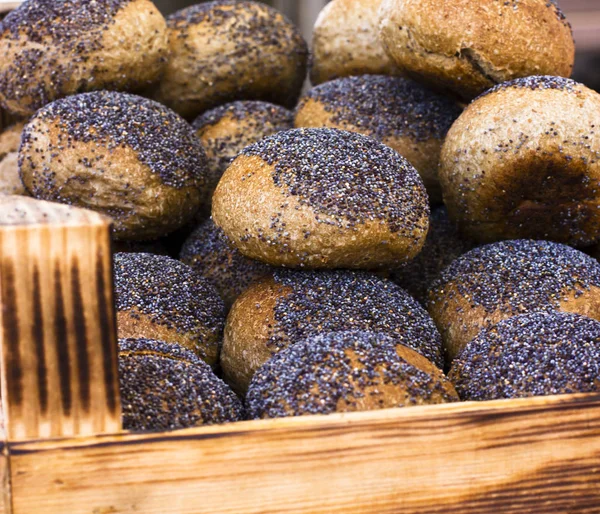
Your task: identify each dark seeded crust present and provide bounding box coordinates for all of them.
[428,239,600,363]
[19,91,209,240]
[213,128,430,269]
[389,207,475,304]
[114,253,225,367]
[476,75,578,100]
[241,128,426,233]
[294,76,462,203]
[156,0,308,120]
[180,218,273,310]
[440,76,600,246]
[221,270,444,395]
[0,0,167,116]
[119,338,243,432]
[246,331,458,419]
[192,100,294,203]
[449,312,600,401]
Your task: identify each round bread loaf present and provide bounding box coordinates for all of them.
[310,0,400,85]
[19,91,209,241]
[155,0,308,120]
[449,312,600,401]
[247,331,458,419]
[378,0,575,101]
[295,75,462,203]
[119,338,243,432]
[180,218,273,310]
[390,207,475,304]
[0,121,26,196]
[193,100,294,208]
[440,76,600,246]
[212,128,429,269]
[222,270,444,396]
[114,253,225,368]
[0,0,167,116]
[428,240,600,364]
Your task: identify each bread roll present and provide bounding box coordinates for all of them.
[19,91,209,241]
[247,331,458,419]
[0,0,167,116]
[119,338,243,432]
[440,76,600,246]
[156,0,308,120]
[379,0,575,100]
[428,239,600,364]
[449,312,600,400]
[114,253,225,368]
[212,128,429,269]
[310,0,400,85]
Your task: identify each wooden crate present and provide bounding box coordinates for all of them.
[1,197,600,514]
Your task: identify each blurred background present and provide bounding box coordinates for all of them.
[152,0,600,92]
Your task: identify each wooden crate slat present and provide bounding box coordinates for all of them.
[0,197,121,441]
[7,393,600,514]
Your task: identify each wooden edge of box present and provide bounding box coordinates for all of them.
[4,392,600,513]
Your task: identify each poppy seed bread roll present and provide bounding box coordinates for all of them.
[449,312,600,401]
[156,0,308,120]
[119,338,243,432]
[212,128,430,269]
[295,75,462,203]
[180,218,273,310]
[247,331,458,419]
[440,77,600,246]
[428,240,600,364]
[19,91,209,241]
[378,0,575,101]
[0,121,26,196]
[114,253,226,368]
[0,0,168,116]
[222,270,444,396]
[310,0,400,85]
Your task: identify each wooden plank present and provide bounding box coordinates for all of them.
[0,197,121,441]
[0,406,10,514]
[8,393,600,514]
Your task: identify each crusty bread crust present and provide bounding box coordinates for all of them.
[378,0,575,100]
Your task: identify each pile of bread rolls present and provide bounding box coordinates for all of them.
[2,0,600,433]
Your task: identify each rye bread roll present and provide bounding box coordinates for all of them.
[0,0,167,116]
[310,0,400,85]
[247,331,458,419]
[295,75,462,203]
[378,0,575,101]
[222,270,444,396]
[428,239,600,364]
[19,91,209,241]
[114,253,226,368]
[119,338,243,432]
[449,312,600,401]
[156,0,308,120]
[440,77,600,246]
[212,128,430,269]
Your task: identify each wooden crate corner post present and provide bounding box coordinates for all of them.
[0,196,122,442]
